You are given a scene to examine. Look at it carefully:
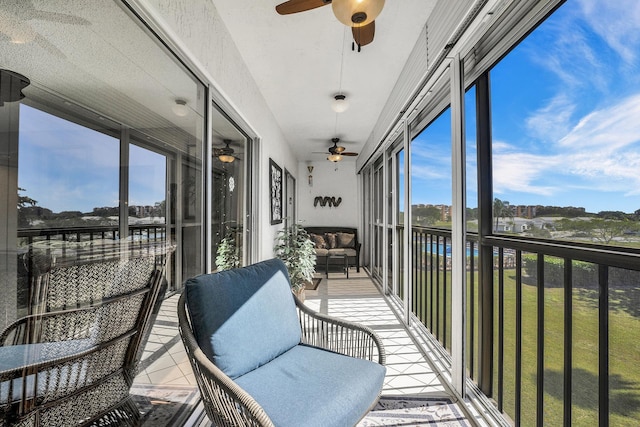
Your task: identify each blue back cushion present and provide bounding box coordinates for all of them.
[184,258,301,379]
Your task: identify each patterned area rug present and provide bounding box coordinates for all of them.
[131,384,200,426]
[358,395,471,426]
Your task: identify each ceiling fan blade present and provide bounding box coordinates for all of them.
[276,0,331,15]
[341,152,359,156]
[352,21,375,47]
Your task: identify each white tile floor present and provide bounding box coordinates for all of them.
[304,271,451,397]
[134,295,197,388]
[133,268,469,425]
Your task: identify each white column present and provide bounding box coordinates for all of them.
[450,53,467,395]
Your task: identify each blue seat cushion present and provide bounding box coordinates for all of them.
[235,344,386,427]
[184,258,301,379]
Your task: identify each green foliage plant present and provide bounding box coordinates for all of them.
[215,232,240,271]
[273,223,316,293]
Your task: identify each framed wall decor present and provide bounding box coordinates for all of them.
[269,158,283,225]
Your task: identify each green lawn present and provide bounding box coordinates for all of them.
[497,270,640,426]
[413,268,640,426]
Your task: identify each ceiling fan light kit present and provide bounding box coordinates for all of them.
[327,153,342,162]
[218,154,235,163]
[331,94,349,112]
[217,140,236,163]
[331,0,384,27]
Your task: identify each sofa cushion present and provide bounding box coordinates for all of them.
[336,232,355,248]
[327,248,357,257]
[314,248,329,257]
[309,233,327,249]
[235,344,386,427]
[184,259,301,379]
[324,233,337,249]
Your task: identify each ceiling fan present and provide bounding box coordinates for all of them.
[214,140,240,163]
[319,137,359,162]
[275,0,384,50]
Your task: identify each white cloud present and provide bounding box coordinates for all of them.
[525,94,575,142]
[493,145,562,196]
[490,3,640,211]
[578,0,640,65]
[496,93,640,202]
[559,93,640,151]
[411,164,448,181]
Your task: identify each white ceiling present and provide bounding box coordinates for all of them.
[212,0,438,162]
[1,0,437,162]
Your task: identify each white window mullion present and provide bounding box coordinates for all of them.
[450,53,467,395]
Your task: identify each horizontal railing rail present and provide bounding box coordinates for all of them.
[17,224,171,242]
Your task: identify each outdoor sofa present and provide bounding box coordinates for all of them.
[304,226,361,274]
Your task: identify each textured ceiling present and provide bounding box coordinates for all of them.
[0,0,205,153]
[212,0,437,162]
[1,0,438,161]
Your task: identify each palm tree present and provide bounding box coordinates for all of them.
[493,198,513,232]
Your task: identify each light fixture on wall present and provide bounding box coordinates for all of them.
[307,165,314,186]
[172,99,189,117]
[331,94,349,113]
[332,0,385,27]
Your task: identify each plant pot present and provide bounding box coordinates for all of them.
[293,287,306,302]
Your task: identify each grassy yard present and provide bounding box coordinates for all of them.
[413,268,640,425]
[496,270,640,426]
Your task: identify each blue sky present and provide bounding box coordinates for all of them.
[17,2,640,215]
[411,0,640,214]
[19,105,165,213]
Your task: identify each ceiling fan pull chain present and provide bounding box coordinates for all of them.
[352,41,355,51]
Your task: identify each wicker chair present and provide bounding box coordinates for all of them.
[178,258,386,427]
[0,241,172,427]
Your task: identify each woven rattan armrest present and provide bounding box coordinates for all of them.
[294,297,386,366]
[177,293,275,427]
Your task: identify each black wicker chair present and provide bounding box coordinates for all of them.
[0,241,172,427]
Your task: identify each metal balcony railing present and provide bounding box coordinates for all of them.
[403,225,640,426]
[16,225,176,308]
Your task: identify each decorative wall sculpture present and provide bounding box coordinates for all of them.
[314,196,342,208]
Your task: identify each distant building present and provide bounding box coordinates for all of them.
[513,205,537,219]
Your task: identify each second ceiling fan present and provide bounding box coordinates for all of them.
[275,0,385,49]
[326,138,359,162]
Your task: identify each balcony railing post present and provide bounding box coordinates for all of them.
[498,247,504,412]
[476,71,494,395]
[598,265,609,427]
[515,250,523,426]
[563,258,573,425]
[536,253,545,426]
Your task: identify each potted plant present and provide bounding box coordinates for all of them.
[273,222,316,299]
[215,229,240,271]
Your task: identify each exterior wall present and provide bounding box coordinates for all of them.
[297,161,360,229]
[142,0,299,261]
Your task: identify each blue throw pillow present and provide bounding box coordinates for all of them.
[184,258,301,379]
